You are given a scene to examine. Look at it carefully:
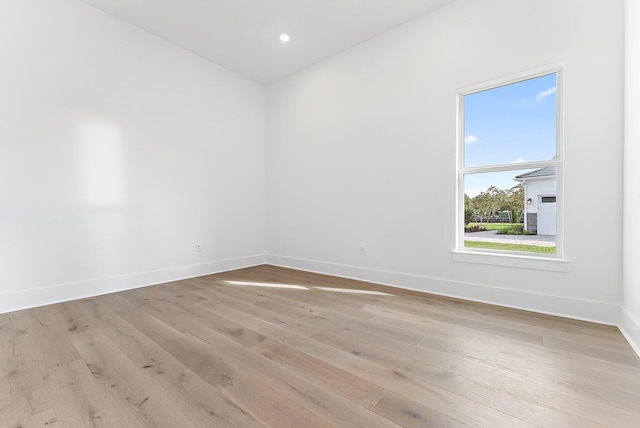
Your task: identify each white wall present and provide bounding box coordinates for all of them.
[267,0,624,324]
[523,178,556,215]
[622,0,640,354]
[523,176,556,235]
[0,0,266,313]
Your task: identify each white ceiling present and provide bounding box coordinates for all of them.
[79,0,454,85]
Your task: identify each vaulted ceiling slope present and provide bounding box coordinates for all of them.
[78,0,454,85]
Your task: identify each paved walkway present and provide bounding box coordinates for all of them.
[464,230,556,247]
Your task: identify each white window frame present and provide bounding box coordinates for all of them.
[453,64,567,271]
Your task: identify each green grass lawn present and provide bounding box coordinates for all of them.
[467,222,520,231]
[464,240,556,254]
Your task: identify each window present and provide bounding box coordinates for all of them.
[457,67,562,258]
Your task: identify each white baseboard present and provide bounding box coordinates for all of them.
[0,254,266,315]
[266,254,621,326]
[620,308,640,357]
[4,252,635,357]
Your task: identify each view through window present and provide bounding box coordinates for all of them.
[459,71,561,255]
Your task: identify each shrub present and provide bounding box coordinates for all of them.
[464,224,487,232]
[510,208,518,224]
[496,224,524,235]
[464,209,474,226]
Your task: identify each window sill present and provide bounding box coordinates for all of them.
[451,250,569,272]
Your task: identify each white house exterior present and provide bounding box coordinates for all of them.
[514,167,557,235]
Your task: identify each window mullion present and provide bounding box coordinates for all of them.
[462,160,559,176]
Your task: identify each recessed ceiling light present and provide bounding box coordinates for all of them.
[279,34,290,42]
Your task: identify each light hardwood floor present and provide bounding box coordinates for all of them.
[1,265,639,427]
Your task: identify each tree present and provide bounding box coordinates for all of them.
[466,183,523,224]
[483,186,507,217]
[505,183,524,223]
[471,192,491,224]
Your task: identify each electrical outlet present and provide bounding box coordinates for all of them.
[359,245,365,255]
[196,244,202,252]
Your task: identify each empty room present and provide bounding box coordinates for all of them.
[2,0,640,426]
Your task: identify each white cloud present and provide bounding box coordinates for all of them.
[513,158,526,163]
[464,135,478,144]
[535,86,557,101]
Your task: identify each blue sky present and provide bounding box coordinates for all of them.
[463,73,557,196]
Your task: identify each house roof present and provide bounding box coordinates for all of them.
[514,166,556,181]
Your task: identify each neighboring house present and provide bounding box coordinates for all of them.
[514,167,557,235]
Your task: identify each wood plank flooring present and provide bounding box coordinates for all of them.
[1,264,639,427]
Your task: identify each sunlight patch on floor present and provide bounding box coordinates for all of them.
[314,287,394,296]
[224,280,394,296]
[225,280,309,290]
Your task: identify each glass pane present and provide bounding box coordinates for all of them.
[463,169,556,254]
[464,73,557,168]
